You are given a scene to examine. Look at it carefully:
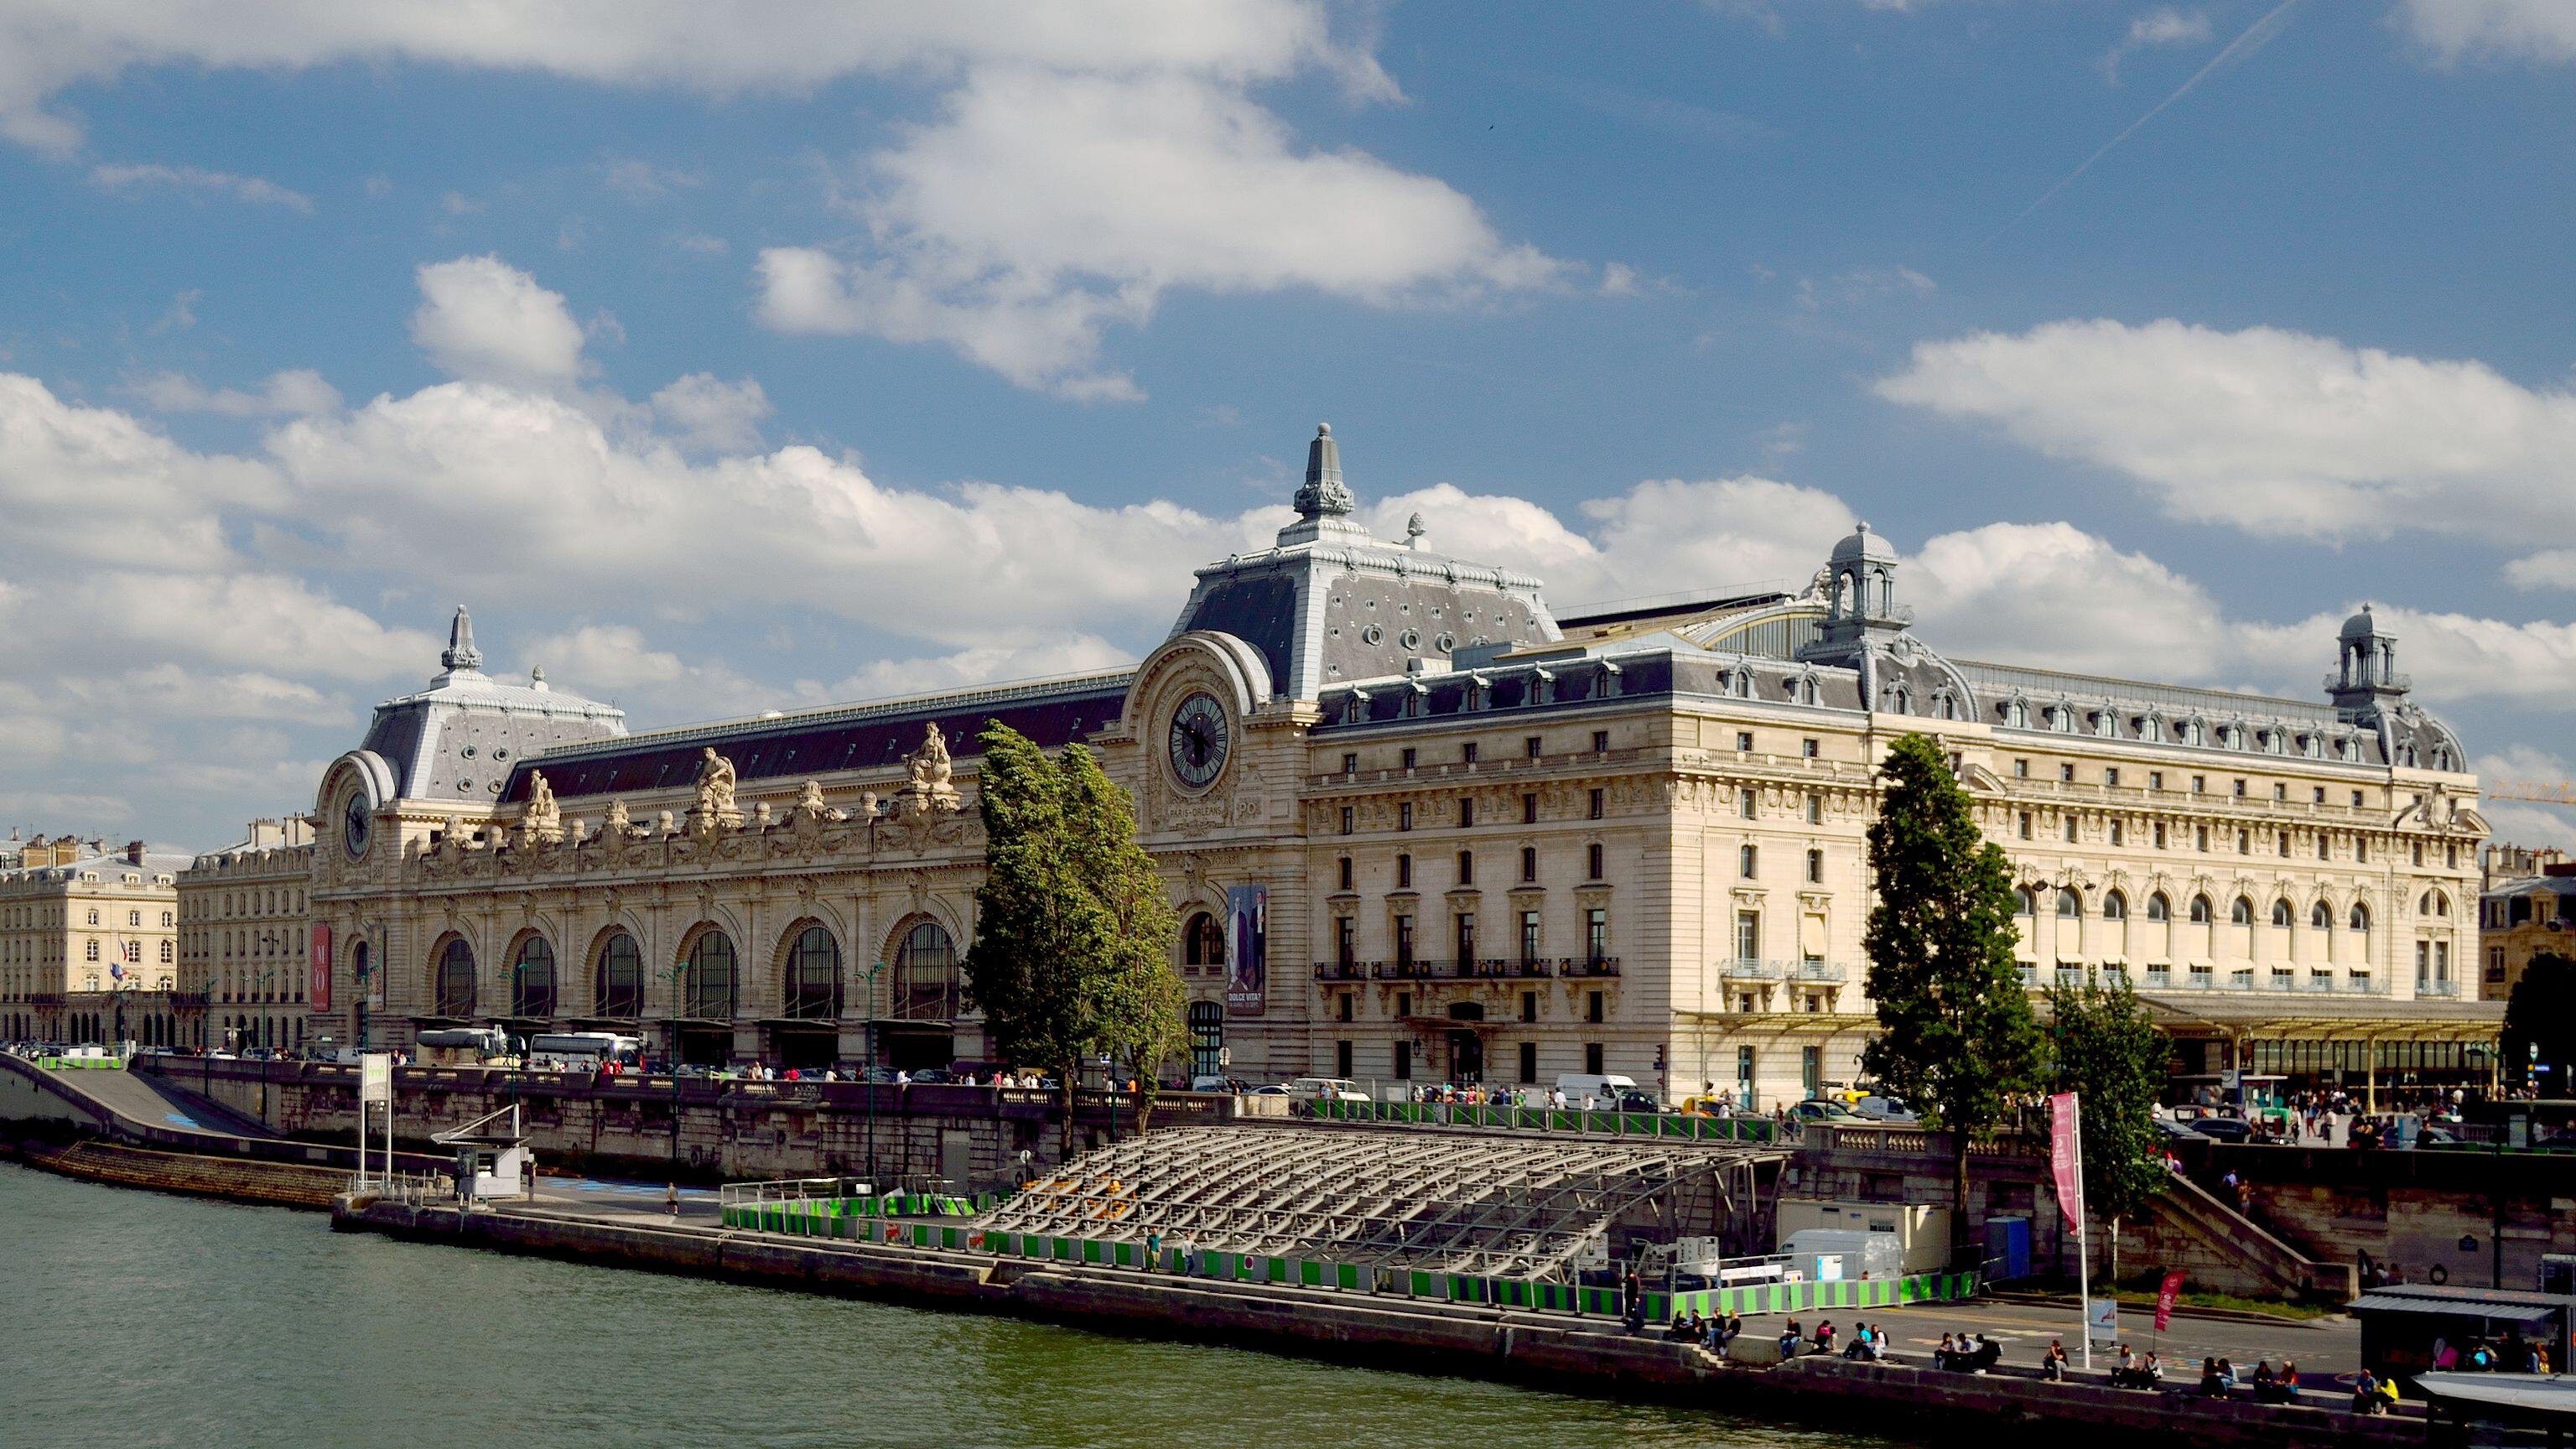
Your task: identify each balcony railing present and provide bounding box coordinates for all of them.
[1310,956,1619,983]
[1721,958,1783,980]
[1787,960,1847,984]
[2418,978,2460,999]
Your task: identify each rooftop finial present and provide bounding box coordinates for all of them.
[1293,422,1354,518]
[1405,512,1427,548]
[441,605,484,673]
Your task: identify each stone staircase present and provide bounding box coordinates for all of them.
[2116,1171,2355,1304]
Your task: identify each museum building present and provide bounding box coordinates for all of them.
[293,426,2501,1104]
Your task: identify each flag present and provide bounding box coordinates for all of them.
[2154,1269,2185,1332]
[2048,1091,2084,1231]
[110,963,123,982]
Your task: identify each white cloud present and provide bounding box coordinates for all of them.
[2505,550,2576,591]
[2102,8,2211,80]
[1907,522,2234,677]
[87,162,313,212]
[813,636,1133,704]
[649,373,771,453]
[600,157,701,200]
[440,190,485,215]
[408,256,589,389]
[756,65,1561,397]
[2398,0,2576,66]
[1877,318,2576,545]
[131,368,341,418]
[0,373,274,570]
[1793,265,1934,310]
[0,0,1376,154]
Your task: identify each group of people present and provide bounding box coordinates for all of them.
[2430,1333,2551,1374]
[2194,1356,2303,1404]
[1932,1332,2002,1372]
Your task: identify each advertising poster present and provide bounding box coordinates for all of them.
[1225,885,1267,1017]
[309,924,333,1013]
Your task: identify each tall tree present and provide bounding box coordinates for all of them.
[2502,952,2576,1093]
[1860,731,2044,1259]
[963,721,1106,1157]
[2044,979,2171,1280]
[1057,741,1186,1134]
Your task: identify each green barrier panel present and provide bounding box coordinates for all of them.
[1299,1259,1325,1288]
[1407,1270,1434,1298]
[1336,1263,1362,1291]
[1267,1257,1289,1284]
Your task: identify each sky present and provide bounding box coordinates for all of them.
[3,0,2573,851]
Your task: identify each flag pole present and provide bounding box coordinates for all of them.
[2071,1095,2092,1370]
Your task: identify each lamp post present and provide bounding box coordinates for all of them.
[858,959,886,1182]
[656,958,688,1169]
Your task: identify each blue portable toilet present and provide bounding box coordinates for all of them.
[1983,1216,2032,1282]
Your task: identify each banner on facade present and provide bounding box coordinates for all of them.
[2153,1269,2185,1332]
[309,924,332,1013]
[365,935,384,1011]
[1224,885,1267,1017]
[2048,1091,2084,1233]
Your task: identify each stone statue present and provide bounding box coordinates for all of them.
[522,770,564,846]
[693,747,741,830]
[602,797,635,839]
[900,723,961,818]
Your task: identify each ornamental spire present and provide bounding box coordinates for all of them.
[441,605,483,673]
[1292,422,1354,518]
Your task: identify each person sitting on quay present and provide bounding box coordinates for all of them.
[1934,1332,1957,1370]
[1670,1312,1697,1343]
[2351,1368,2385,1415]
[2197,1358,2228,1399]
[1810,1320,1836,1354]
[1779,1318,1805,1358]
[1706,1313,1740,1359]
[1967,1334,2001,1374]
[2215,1356,2239,1395]
[2041,1337,2069,1381]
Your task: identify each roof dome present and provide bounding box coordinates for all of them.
[1831,521,1898,565]
[2340,604,2382,640]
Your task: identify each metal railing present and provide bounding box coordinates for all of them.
[1306,1098,1780,1145]
[1310,957,1619,982]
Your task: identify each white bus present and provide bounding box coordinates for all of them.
[527,1031,644,1069]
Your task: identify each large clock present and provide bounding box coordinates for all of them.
[341,792,373,860]
[1166,692,1231,790]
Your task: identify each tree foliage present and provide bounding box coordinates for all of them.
[964,723,1188,1152]
[2044,979,2171,1272]
[2502,952,2576,1091]
[1059,740,1186,1131]
[1860,732,2044,1248]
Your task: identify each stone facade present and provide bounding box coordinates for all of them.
[0,834,188,1046]
[241,426,2488,1106]
[175,819,318,1052]
[2476,863,2576,1005]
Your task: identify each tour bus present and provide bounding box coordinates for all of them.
[413,1026,510,1065]
[527,1032,645,1071]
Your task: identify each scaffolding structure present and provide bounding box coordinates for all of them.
[974,1124,1784,1281]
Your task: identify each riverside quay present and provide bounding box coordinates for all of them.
[29,422,2493,1105]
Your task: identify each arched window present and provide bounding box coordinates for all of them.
[684,930,738,1020]
[1182,912,1224,969]
[2102,891,2128,922]
[2145,892,2171,922]
[595,932,642,1017]
[2420,890,2449,918]
[2015,887,2038,917]
[2230,896,2254,926]
[2270,900,2293,928]
[2056,889,2081,919]
[434,937,477,1017]
[511,935,556,1017]
[2189,895,2213,925]
[784,926,841,1021]
[2310,901,2332,930]
[2350,902,2371,933]
[892,920,959,1021]
[1188,1000,1224,1079]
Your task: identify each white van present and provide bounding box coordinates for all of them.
[1554,1072,1641,1105]
[1285,1077,1370,1104]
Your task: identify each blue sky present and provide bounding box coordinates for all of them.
[2,0,2573,849]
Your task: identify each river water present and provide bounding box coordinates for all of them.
[2,1163,1909,1449]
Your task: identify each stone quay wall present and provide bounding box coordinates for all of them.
[145,1056,1230,1190]
[2205,1140,2576,1291]
[333,1194,2417,1449]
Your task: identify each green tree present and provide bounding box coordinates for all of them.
[1057,741,1186,1134]
[963,722,1108,1157]
[1859,732,2044,1258]
[2502,952,2576,1092]
[2044,979,2171,1280]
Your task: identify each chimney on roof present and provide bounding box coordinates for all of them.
[125,841,144,865]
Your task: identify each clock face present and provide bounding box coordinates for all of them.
[1166,692,1231,790]
[341,792,372,860]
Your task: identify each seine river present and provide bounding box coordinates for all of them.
[2,1163,1912,1449]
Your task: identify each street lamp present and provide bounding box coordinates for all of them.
[857,959,886,1181]
[655,957,688,1169]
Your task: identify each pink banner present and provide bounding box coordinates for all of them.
[309,924,332,1013]
[2048,1091,2083,1232]
[2154,1269,2185,1332]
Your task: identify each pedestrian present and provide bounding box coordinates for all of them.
[2042,1337,2068,1381]
[1146,1228,1162,1271]
[664,1182,679,1218]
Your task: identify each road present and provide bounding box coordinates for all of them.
[1768,1296,2359,1379]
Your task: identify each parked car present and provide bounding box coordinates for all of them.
[2186,1115,2256,1142]
[1611,1089,1664,1113]
[1786,1098,1867,1124]
[1284,1077,1370,1104]
[1850,1094,1917,1124]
